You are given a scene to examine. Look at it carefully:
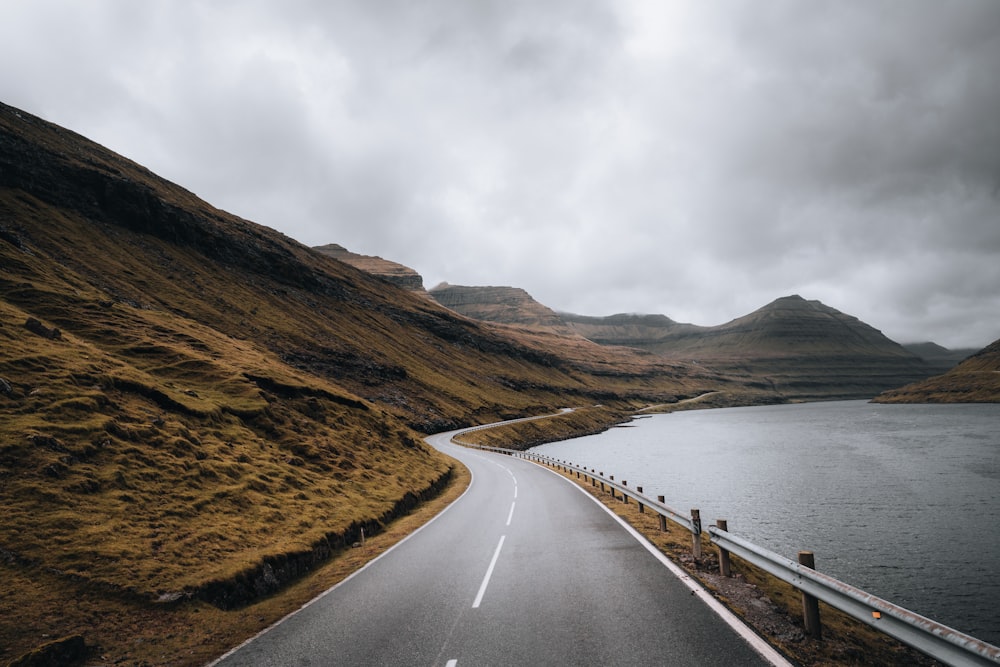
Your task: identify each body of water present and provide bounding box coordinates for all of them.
[533,400,1000,645]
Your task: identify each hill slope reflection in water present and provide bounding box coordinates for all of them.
[534,400,1000,645]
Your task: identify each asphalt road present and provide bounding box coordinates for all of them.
[211,428,790,666]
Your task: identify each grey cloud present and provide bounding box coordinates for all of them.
[1,0,997,349]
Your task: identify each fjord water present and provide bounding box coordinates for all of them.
[534,401,1000,645]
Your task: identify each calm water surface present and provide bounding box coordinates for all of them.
[534,401,1000,645]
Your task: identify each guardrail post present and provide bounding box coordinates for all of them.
[599,473,605,492]
[798,551,822,640]
[609,475,615,500]
[637,487,644,513]
[691,509,702,558]
[716,520,731,577]
[622,481,628,504]
[657,496,667,531]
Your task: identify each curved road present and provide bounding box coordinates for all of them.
[211,427,790,666]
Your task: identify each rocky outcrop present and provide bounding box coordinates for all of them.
[24,317,61,340]
[314,243,425,292]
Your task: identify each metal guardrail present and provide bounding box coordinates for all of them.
[524,450,696,533]
[456,439,1000,666]
[709,527,1000,667]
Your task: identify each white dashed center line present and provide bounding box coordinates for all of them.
[472,535,506,609]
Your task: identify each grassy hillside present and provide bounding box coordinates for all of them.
[0,101,769,662]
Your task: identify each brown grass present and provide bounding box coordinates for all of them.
[0,460,470,666]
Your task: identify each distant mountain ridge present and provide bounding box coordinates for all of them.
[407,281,939,400]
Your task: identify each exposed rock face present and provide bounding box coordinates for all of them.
[875,338,1000,403]
[313,243,425,292]
[429,283,576,334]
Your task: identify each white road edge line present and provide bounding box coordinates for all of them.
[207,433,474,666]
[534,462,795,667]
[506,501,516,526]
[472,534,506,609]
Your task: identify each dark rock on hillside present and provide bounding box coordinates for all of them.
[23,317,61,339]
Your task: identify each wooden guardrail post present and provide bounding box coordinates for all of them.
[657,496,667,531]
[599,473,605,492]
[609,475,615,500]
[798,551,822,639]
[637,487,644,513]
[622,481,628,504]
[716,519,731,577]
[691,509,702,558]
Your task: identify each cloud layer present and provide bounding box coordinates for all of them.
[3,1,998,348]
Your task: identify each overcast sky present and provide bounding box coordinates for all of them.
[3,1,999,348]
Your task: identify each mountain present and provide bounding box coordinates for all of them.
[874,338,1000,403]
[1,101,760,660]
[313,243,426,292]
[639,295,934,399]
[425,285,935,400]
